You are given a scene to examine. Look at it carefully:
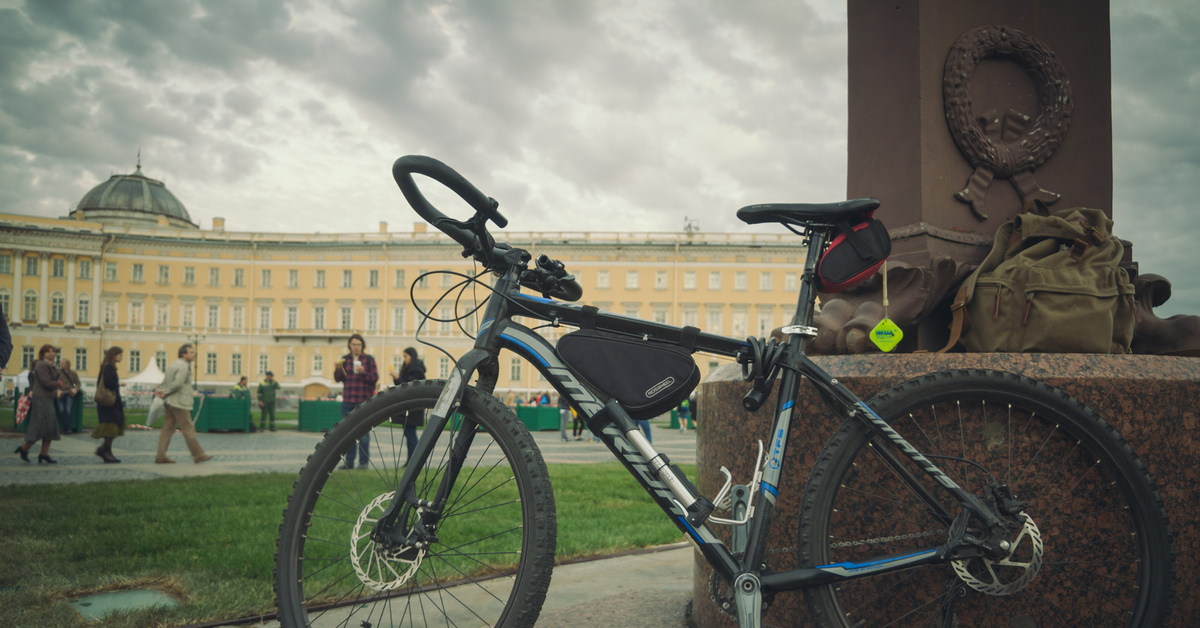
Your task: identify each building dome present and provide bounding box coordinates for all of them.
[70,160,197,228]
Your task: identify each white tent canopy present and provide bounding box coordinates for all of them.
[125,360,166,385]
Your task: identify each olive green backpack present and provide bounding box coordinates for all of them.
[942,205,1136,354]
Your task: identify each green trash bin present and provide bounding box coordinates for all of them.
[192,396,251,432]
[298,400,345,432]
[516,406,560,431]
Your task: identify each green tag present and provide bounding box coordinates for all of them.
[870,318,903,352]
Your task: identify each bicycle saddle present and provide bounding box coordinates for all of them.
[736,198,880,227]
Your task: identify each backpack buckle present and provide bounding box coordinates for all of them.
[1069,238,1089,261]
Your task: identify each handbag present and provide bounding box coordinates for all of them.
[94,375,117,408]
[15,392,31,425]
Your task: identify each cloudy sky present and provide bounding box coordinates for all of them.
[1,0,1198,316]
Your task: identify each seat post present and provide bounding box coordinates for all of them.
[790,228,829,334]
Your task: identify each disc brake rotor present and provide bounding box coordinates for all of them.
[951,513,1043,595]
[349,491,426,591]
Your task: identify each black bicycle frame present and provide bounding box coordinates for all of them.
[376,227,1002,594]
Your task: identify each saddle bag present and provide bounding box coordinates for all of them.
[817,213,891,293]
[557,329,700,421]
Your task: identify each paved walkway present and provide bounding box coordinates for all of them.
[0,419,697,486]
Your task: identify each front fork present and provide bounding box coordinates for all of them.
[369,349,494,547]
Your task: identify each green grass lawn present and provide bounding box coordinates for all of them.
[0,463,694,627]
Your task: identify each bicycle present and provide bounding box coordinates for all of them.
[274,155,1175,627]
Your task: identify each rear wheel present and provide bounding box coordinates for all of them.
[275,380,556,627]
[799,370,1174,627]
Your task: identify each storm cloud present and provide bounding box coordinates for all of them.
[0,0,1197,315]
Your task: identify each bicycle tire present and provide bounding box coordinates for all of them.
[798,370,1174,627]
[274,379,556,627]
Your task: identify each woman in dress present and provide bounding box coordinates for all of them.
[91,346,125,463]
[14,344,63,464]
[390,347,426,463]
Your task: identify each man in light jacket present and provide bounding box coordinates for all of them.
[154,344,212,464]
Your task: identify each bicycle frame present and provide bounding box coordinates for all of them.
[373,227,1006,603]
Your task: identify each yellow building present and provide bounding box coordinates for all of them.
[0,165,808,399]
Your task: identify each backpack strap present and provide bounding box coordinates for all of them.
[835,219,873,258]
[933,285,971,354]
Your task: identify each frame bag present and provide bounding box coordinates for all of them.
[817,212,891,293]
[557,329,700,421]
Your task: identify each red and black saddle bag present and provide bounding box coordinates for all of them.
[816,212,891,293]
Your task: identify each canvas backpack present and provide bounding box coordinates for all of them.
[941,205,1136,354]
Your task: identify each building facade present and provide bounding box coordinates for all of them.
[0,168,809,399]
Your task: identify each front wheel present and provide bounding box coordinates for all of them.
[799,370,1175,627]
[274,380,557,627]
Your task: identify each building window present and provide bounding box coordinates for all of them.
[394,269,406,288]
[286,306,298,330]
[21,346,34,369]
[369,269,379,288]
[439,306,452,333]
[131,263,144,283]
[684,271,696,290]
[231,305,244,330]
[392,356,404,376]
[441,273,454,288]
[50,292,64,323]
[155,351,167,372]
[75,348,88,373]
[78,259,92,279]
[259,306,271,331]
[757,311,773,336]
[313,306,325,330]
[342,270,353,288]
[785,272,798,292]
[417,271,429,288]
[709,271,721,290]
[105,262,117,281]
[366,306,378,331]
[510,358,521,381]
[759,272,773,291]
[181,266,193,285]
[231,353,242,375]
[157,265,169,284]
[206,352,217,375]
[707,310,722,334]
[734,271,747,291]
[261,269,272,288]
[732,311,748,337]
[288,269,298,288]
[233,268,245,287]
[315,269,325,288]
[312,354,323,374]
[624,305,639,319]
[439,357,450,379]
[206,304,219,328]
[181,304,194,328]
[392,306,405,333]
[155,302,169,327]
[23,290,38,321]
[129,301,144,325]
[0,254,10,274]
[209,267,220,287]
[655,270,668,290]
[76,294,90,325]
[0,290,8,318]
[258,353,269,375]
[625,271,639,290]
[653,308,668,324]
[681,309,698,327]
[285,354,296,376]
[596,270,610,289]
[340,306,352,330]
[24,256,38,276]
[103,300,116,325]
[129,350,141,372]
[52,258,65,278]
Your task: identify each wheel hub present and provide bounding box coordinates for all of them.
[350,491,426,591]
[951,513,1043,595]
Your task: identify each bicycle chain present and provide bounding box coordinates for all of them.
[830,529,947,548]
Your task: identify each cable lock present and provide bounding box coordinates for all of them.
[737,336,788,412]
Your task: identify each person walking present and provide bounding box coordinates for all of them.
[558,393,571,441]
[92,347,125,463]
[677,398,691,432]
[257,371,280,432]
[56,358,81,434]
[572,406,586,441]
[15,345,63,464]
[154,344,212,464]
[334,333,378,470]
[389,347,425,463]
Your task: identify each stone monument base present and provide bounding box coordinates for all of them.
[693,354,1198,627]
